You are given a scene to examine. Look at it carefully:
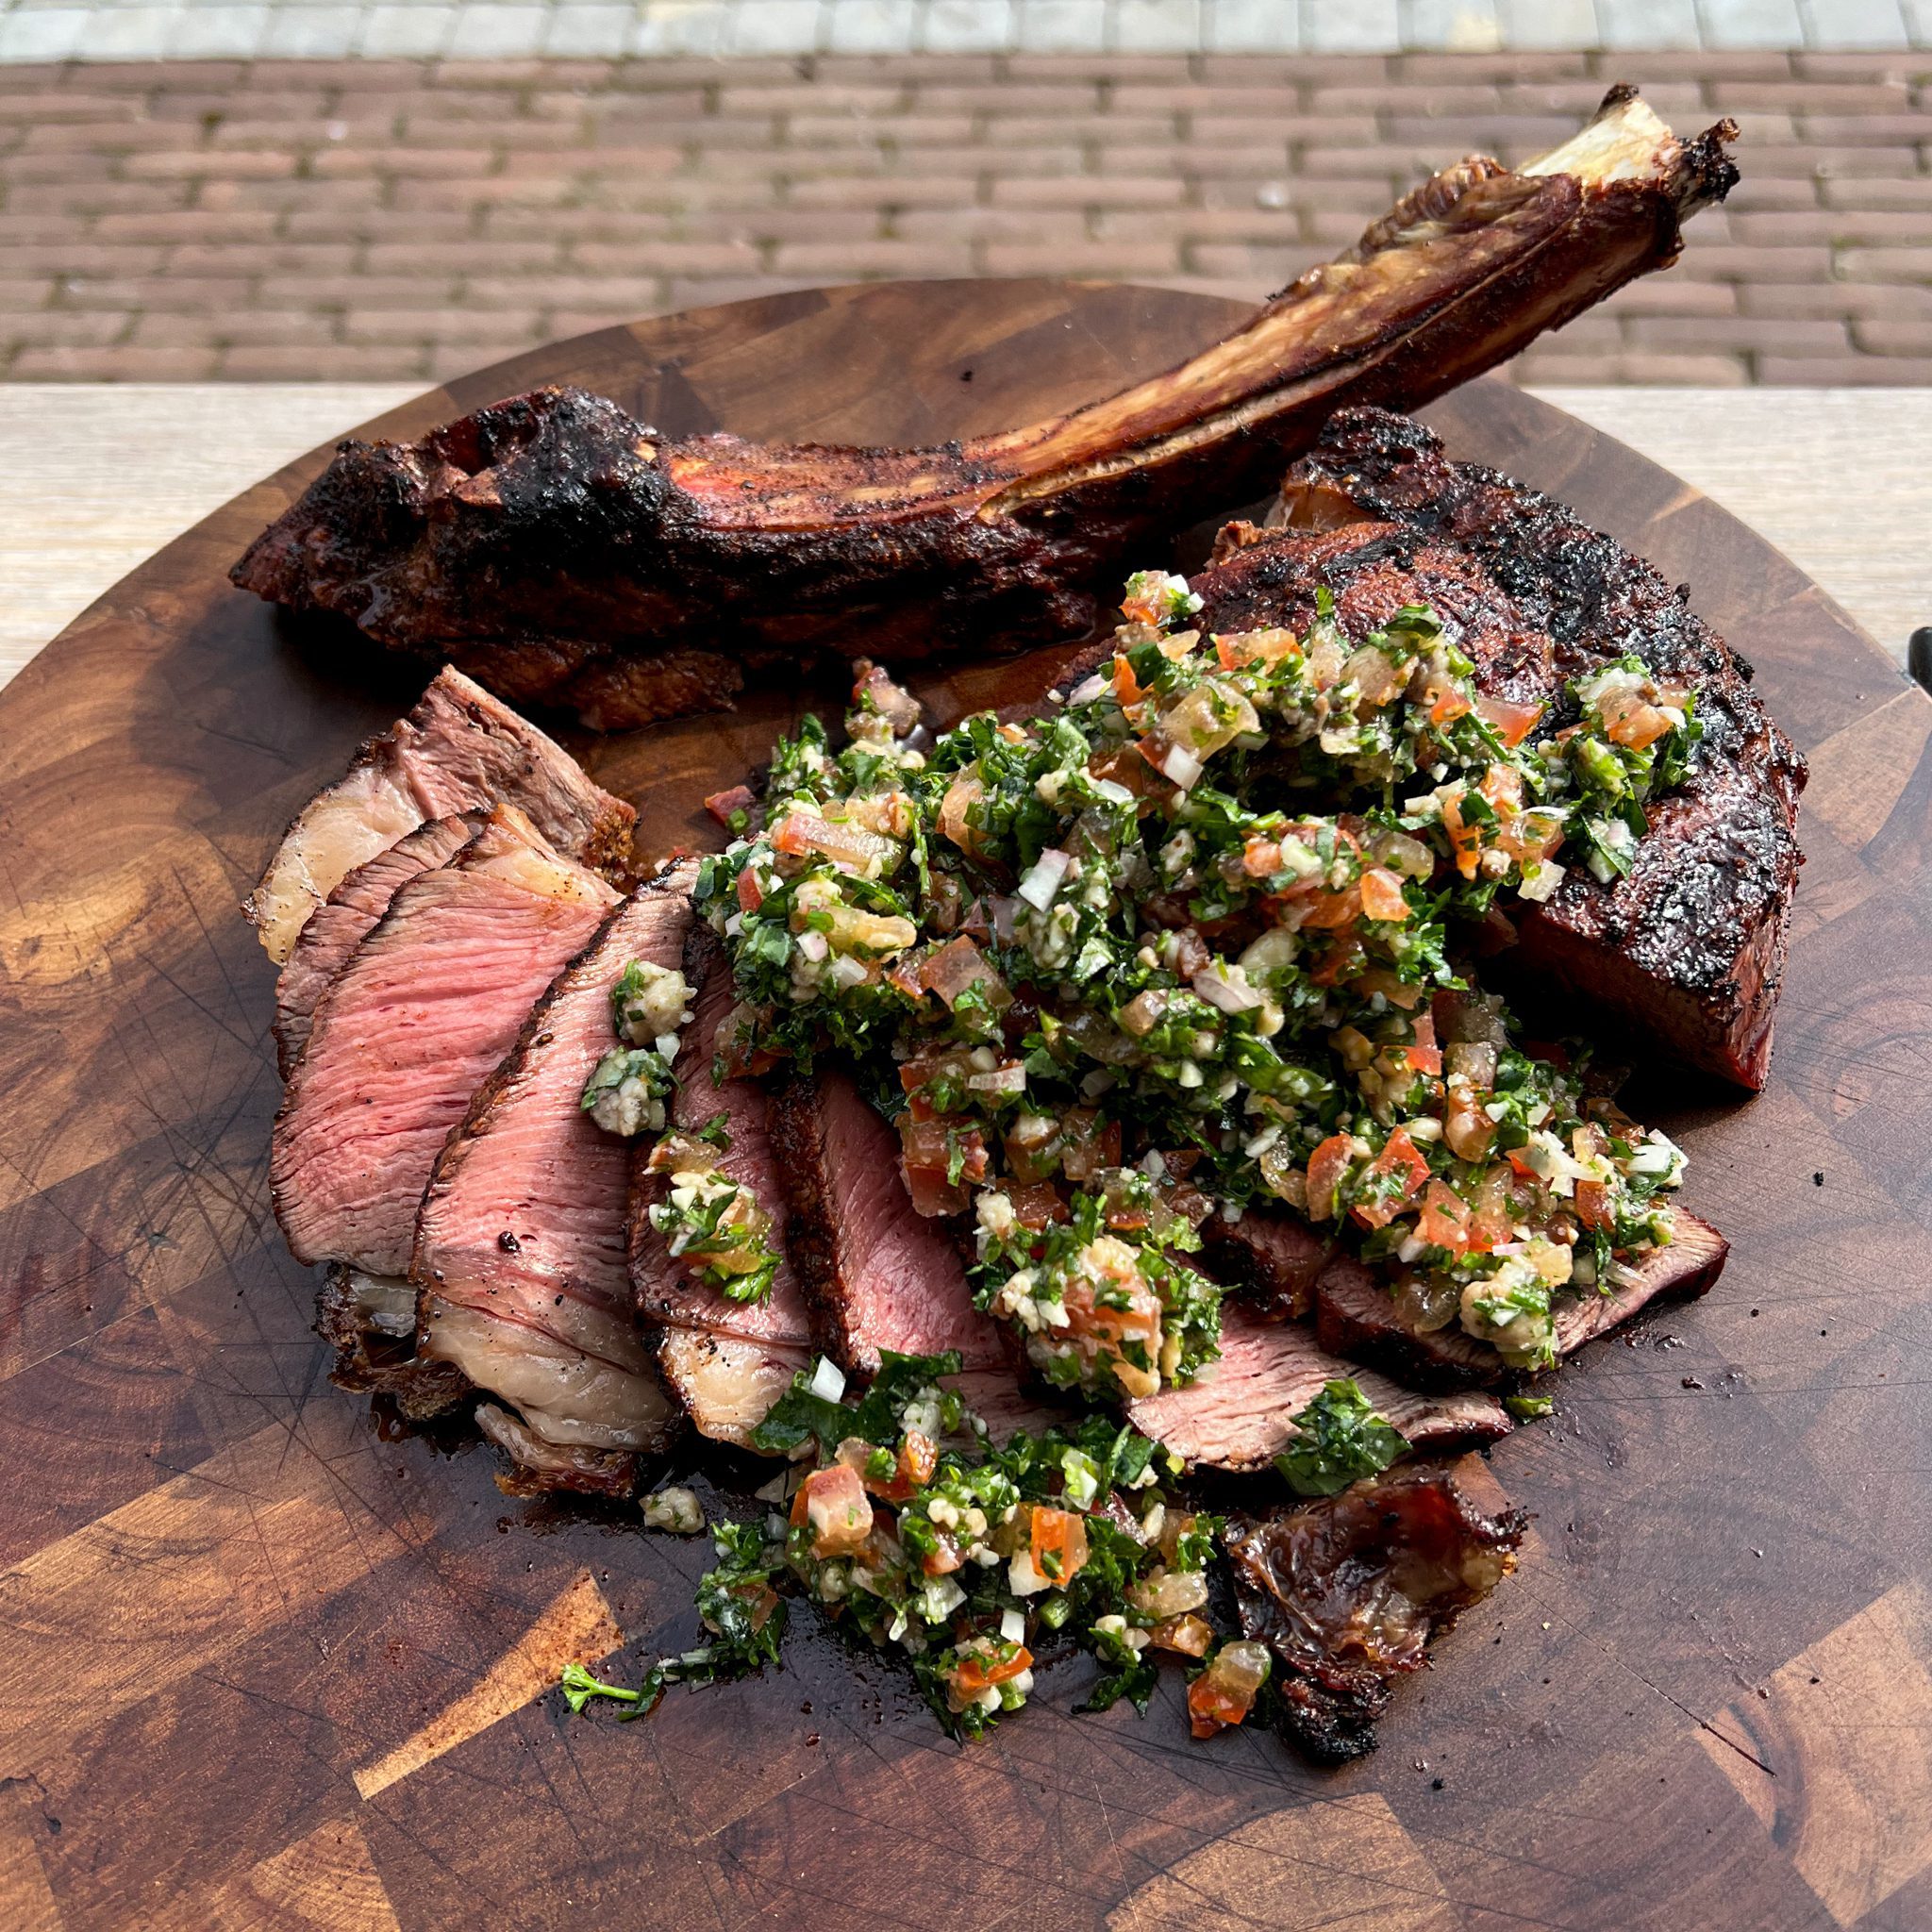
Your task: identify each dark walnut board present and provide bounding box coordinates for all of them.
[1,280,1929,1932]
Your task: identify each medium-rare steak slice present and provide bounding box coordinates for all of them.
[247,664,634,963]
[274,811,477,1077]
[1126,1306,1510,1472]
[1313,1210,1730,1388]
[1229,1466,1526,1761]
[231,92,1735,729]
[1226,407,1805,1089]
[768,1070,1008,1378]
[629,931,814,1446]
[271,805,616,1276]
[410,862,698,1487]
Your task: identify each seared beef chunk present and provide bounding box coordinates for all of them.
[247,664,633,963]
[232,95,1735,730]
[274,811,476,1077]
[271,806,615,1276]
[1313,1211,1729,1389]
[411,863,697,1487]
[629,931,814,1445]
[1127,1306,1510,1471]
[768,1070,1008,1377]
[1229,1466,1526,1761]
[1229,407,1804,1089]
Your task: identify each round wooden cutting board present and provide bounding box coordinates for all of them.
[2,282,1929,1932]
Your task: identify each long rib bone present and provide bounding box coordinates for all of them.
[233,88,1737,731]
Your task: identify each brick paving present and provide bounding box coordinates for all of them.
[4,46,1930,383]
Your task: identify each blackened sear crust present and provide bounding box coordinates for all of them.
[1229,1465,1526,1763]
[1196,408,1804,1090]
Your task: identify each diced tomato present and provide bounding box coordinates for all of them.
[922,1533,965,1576]
[1445,1082,1496,1160]
[950,1643,1031,1701]
[770,809,898,875]
[736,865,764,913]
[706,783,756,827]
[1475,692,1545,747]
[1352,1128,1429,1230]
[1429,685,1473,726]
[1299,883,1362,932]
[1058,1108,1121,1185]
[1030,1506,1090,1589]
[1151,1613,1215,1657]
[1404,1008,1441,1074]
[1416,1177,1475,1254]
[1306,1134,1355,1221]
[1358,867,1409,924]
[1574,1178,1617,1234]
[1598,687,1673,750]
[1004,1181,1069,1229]
[1441,791,1482,881]
[899,1429,938,1488]
[897,1115,988,1217]
[1112,652,1147,706]
[791,1464,874,1557]
[1242,836,1283,878]
[918,935,1008,1012]
[1186,1641,1271,1739]
[937,772,990,858]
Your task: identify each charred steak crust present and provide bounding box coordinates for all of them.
[1256,407,1804,1089]
[1230,1466,1527,1762]
[765,1075,848,1362]
[231,93,1736,730]
[315,1265,469,1420]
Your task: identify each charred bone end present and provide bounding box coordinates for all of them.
[1229,1465,1527,1763]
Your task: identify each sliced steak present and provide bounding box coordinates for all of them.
[629,929,815,1445]
[271,805,616,1276]
[247,664,634,964]
[1230,1466,1526,1761]
[274,811,477,1077]
[1126,1305,1510,1472]
[1223,407,1804,1090]
[410,862,699,1481]
[1314,1210,1728,1388]
[1200,1208,1334,1322]
[768,1069,1008,1377]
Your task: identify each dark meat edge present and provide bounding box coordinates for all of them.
[230,92,1736,729]
[1229,1464,1528,1762]
[1314,1210,1730,1390]
[1262,405,1804,1091]
[315,1263,469,1420]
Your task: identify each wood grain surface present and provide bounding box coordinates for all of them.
[0,280,1927,1932]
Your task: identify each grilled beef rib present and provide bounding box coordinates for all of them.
[232,92,1736,730]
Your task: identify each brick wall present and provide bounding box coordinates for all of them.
[4,47,1929,381]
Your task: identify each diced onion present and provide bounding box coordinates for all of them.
[808,1357,847,1403]
[828,956,869,989]
[1092,778,1135,806]
[1192,965,1263,1015]
[795,929,830,962]
[1067,673,1108,705]
[1017,846,1073,911]
[967,1064,1028,1095]
[1001,1607,1027,1642]
[1154,741,1204,790]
